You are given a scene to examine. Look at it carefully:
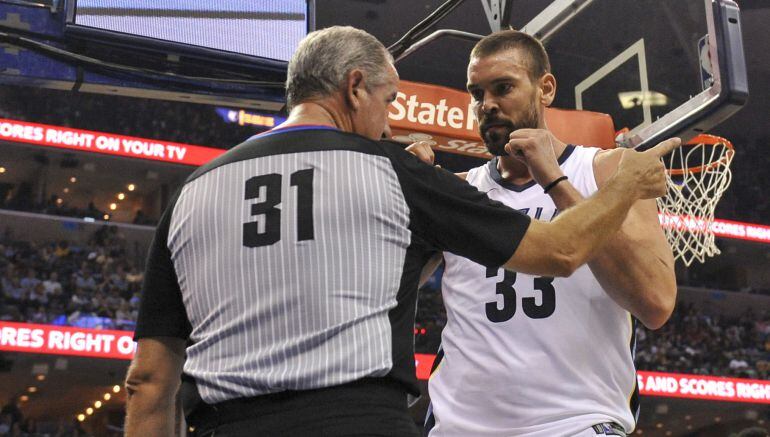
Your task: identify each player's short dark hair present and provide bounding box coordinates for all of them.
[470,30,551,82]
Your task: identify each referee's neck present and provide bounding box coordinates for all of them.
[284,100,349,132]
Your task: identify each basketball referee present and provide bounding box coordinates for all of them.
[124,26,679,436]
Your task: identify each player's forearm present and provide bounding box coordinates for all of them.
[587,237,676,329]
[548,183,676,328]
[544,173,637,274]
[507,175,636,276]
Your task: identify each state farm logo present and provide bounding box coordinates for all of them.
[389,92,478,133]
[391,132,492,158]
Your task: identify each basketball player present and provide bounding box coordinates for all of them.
[424,30,677,437]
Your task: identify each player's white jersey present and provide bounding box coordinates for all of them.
[428,145,638,437]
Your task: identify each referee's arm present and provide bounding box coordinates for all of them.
[125,337,185,437]
[126,191,192,437]
[503,141,679,277]
[396,139,678,278]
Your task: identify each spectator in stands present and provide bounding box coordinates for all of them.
[20,268,40,291]
[0,398,22,430]
[54,241,70,259]
[42,271,62,296]
[0,414,10,435]
[73,268,96,291]
[133,209,154,225]
[85,202,103,219]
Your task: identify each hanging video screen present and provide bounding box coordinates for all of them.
[69,0,311,62]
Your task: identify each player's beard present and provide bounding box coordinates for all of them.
[479,106,540,156]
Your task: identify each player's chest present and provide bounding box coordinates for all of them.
[482,185,560,222]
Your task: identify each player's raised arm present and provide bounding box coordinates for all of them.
[503,139,681,277]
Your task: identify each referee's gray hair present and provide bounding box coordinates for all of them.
[286,26,394,110]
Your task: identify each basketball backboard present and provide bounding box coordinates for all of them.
[520,0,748,150]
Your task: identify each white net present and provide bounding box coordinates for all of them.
[656,135,735,266]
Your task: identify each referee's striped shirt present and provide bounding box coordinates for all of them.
[134,125,530,403]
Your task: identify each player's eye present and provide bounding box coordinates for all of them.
[470,89,484,101]
[495,83,513,95]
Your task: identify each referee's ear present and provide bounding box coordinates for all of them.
[345,69,365,111]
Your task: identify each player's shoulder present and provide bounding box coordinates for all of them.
[591,147,624,188]
[462,161,492,184]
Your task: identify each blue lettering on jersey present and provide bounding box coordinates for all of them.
[518,207,559,221]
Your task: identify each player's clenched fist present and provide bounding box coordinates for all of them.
[615,137,682,200]
[504,129,562,187]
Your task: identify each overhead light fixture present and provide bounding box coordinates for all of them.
[27,387,37,393]
[56,198,63,205]
[0,167,5,173]
[63,188,70,194]
[113,385,121,393]
[618,91,669,109]
[94,401,102,409]
[117,193,125,200]
[127,183,136,191]
[36,374,45,381]
[77,414,85,422]
[103,214,110,221]
[86,407,93,415]
[109,203,117,211]
[70,176,77,183]
[19,395,29,402]
[103,393,111,401]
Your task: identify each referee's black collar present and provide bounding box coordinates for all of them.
[487,144,576,192]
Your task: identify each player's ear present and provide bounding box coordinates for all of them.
[539,73,556,107]
[346,69,365,110]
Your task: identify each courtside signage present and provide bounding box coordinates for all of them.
[0,322,135,360]
[637,371,770,404]
[2,323,768,404]
[414,354,770,403]
[659,214,770,244]
[0,118,223,166]
[389,81,480,140]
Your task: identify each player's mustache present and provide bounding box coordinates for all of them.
[480,118,515,135]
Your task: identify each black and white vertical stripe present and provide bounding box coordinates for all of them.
[135,128,530,404]
[167,150,411,403]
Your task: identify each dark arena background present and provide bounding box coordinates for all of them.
[0,1,769,436]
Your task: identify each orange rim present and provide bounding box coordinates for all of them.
[667,134,734,176]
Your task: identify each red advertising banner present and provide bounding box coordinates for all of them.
[637,371,770,404]
[0,322,135,360]
[388,81,480,141]
[2,323,769,404]
[660,214,770,244]
[0,118,224,166]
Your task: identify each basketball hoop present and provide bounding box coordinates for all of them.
[656,134,735,266]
